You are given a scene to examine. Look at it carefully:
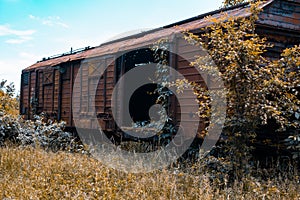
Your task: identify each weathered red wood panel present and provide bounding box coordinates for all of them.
[61,64,71,123]
[174,37,209,137]
[53,69,59,115]
[43,85,53,112]
[37,71,43,113]
[258,0,300,31]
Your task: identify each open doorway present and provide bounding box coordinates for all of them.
[115,48,168,127]
[129,83,159,123]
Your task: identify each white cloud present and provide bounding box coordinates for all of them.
[0,25,35,37]
[28,14,36,20]
[29,14,69,28]
[0,25,35,44]
[5,39,25,44]
[5,36,33,44]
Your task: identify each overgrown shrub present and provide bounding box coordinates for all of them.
[0,113,85,153]
[0,80,85,153]
[177,1,300,178]
[0,80,18,116]
[0,112,20,144]
[17,115,86,153]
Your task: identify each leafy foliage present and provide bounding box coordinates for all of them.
[181,1,300,177]
[0,113,20,144]
[0,80,18,116]
[260,45,300,131]
[0,112,85,153]
[17,115,85,153]
[0,80,84,153]
[222,0,249,8]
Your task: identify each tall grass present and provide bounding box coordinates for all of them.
[0,146,299,199]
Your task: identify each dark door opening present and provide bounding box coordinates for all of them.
[129,83,159,123]
[116,48,165,127]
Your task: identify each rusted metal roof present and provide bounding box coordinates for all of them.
[26,0,296,71]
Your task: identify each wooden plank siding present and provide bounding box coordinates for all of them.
[20,72,29,117]
[175,37,208,137]
[258,0,300,31]
[68,56,115,130]
[60,63,71,123]
[257,0,300,59]
[37,71,43,114]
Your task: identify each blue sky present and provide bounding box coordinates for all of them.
[0,0,223,91]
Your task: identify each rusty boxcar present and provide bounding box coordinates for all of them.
[20,0,300,142]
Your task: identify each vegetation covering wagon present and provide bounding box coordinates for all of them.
[20,0,300,145]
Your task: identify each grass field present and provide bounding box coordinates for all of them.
[0,146,299,199]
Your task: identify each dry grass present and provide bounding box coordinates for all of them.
[0,146,299,200]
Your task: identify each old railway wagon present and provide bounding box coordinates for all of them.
[20,0,300,141]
